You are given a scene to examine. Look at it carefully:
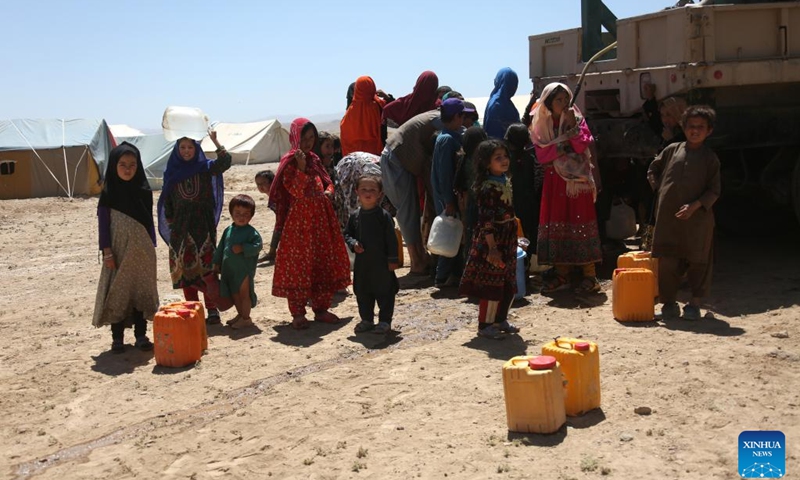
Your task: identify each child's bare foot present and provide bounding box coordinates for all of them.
[230,316,253,329]
[314,311,340,324]
[291,315,310,330]
[226,314,242,326]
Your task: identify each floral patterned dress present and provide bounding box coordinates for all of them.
[164,151,232,289]
[459,177,518,301]
[271,163,351,300]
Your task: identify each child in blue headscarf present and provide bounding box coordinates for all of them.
[157,131,232,324]
[484,68,520,140]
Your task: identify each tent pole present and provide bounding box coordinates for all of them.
[62,119,72,197]
[9,120,70,197]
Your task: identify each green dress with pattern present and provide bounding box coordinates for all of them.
[164,151,232,289]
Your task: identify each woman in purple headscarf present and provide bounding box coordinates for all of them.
[157,131,232,324]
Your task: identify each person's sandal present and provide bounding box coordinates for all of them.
[372,322,391,334]
[575,277,601,294]
[314,311,341,324]
[135,336,154,351]
[477,325,505,340]
[230,316,254,330]
[111,340,125,354]
[291,315,310,330]
[206,309,222,325]
[354,320,375,333]
[497,320,520,334]
[541,276,570,294]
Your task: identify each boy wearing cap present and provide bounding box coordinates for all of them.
[431,98,475,287]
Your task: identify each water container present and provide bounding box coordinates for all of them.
[617,250,659,297]
[612,268,655,322]
[162,301,207,352]
[426,213,463,258]
[515,247,527,300]
[502,355,566,434]
[153,308,203,367]
[541,338,601,416]
[162,106,209,141]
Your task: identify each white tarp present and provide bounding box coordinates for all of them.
[109,124,145,138]
[201,119,290,164]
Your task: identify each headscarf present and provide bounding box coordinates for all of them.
[382,71,439,126]
[457,126,488,194]
[462,126,488,161]
[346,82,356,109]
[504,123,531,151]
[268,118,333,233]
[529,82,596,198]
[156,138,223,244]
[484,67,520,139]
[99,142,154,232]
[340,76,385,156]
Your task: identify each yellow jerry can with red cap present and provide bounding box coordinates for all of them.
[541,338,601,416]
[502,355,566,434]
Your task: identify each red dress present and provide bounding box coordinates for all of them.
[535,120,602,265]
[271,163,351,299]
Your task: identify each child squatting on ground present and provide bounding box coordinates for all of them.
[93,142,159,353]
[647,105,721,321]
[345,175,400,335]
[458,139,521,339]
[212,194,263,329]
[255,170,280,262]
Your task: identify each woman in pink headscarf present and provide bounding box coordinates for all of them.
[382,71,439,128]
[269,118,351,329]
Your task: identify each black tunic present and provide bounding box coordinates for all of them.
[344,207,400,297]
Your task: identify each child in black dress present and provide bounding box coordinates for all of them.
[345,175,400,334]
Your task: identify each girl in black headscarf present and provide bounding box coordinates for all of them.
[92,142,159,353]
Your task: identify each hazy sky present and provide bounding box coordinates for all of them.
[3,0,671,128]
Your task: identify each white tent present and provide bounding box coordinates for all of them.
[116,134,173,190]
[109,124,145,138]
[201,119,290,165]
[465,94,534,123]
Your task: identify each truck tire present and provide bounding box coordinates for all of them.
[794,160,800,225]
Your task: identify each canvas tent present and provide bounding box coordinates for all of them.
[201,120,290,164]
[0,119,114,199]
[115,134,173,189]
[110,124,146,138]
[465,94,534,124]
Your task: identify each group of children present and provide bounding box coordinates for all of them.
[92,77,722,351]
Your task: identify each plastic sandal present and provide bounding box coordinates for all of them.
[135,336,154,351]
[111,340,125,354]
[354,321,375,333]
[541,276,570,294]
[372,322,391,334]
[314,311,341,324]
[575,277,601,294]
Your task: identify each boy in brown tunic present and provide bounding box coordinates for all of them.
[647,105,721,320]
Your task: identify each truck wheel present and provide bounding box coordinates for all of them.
[794,160,800,225]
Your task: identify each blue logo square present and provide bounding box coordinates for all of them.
[739,430,785,478]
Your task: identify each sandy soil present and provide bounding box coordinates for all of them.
[1,164,799,480]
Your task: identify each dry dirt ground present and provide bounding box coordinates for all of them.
[1,164,799,480]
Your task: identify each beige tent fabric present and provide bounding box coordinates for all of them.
[0,147,101,199]
[201,120,290,165]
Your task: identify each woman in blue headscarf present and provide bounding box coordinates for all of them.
[157,132,231,324]
[483,68,520,139]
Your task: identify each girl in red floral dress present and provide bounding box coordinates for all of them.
[269,118,351,329]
